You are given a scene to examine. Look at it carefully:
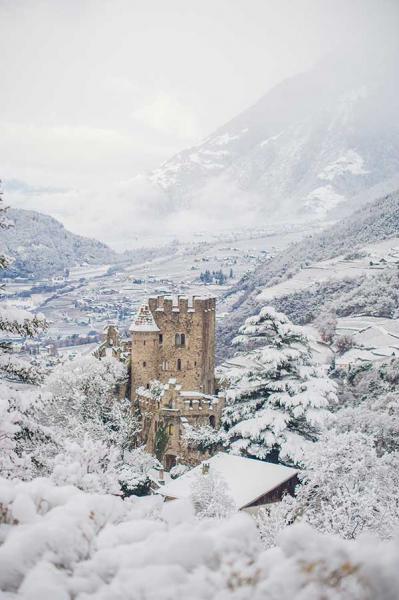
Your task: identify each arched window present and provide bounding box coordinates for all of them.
[168,423,174,435]
[209,415,216,428]
[175,333,186,347]
[177,358,182,371]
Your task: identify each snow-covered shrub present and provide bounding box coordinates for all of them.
[335,334,354,355]
[190,467,236,519]
[221,307,337,464]
[1,476,399,599]
[118,447,160,497]
[256,495,295,549]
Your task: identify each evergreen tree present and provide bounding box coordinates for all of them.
[221,307,337,465]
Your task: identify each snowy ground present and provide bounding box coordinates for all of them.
[1,476,399,599]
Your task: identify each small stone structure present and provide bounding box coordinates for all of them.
[95,323,131,362]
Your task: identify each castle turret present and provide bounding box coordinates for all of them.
[130,301,161,396]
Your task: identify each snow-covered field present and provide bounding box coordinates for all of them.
[258,236,399,302]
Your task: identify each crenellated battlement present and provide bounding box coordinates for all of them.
[148,295,216,315]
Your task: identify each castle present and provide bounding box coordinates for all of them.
[101,295,223,469]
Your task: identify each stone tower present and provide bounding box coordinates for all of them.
[130,295,216,401]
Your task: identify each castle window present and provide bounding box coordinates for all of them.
[177,358,182,371]
[189,400,193,408]
[209,415,216,428]
[168,423,174,435]
[159,334,163,344]
[143,361,146,367]
[146,383,150,389]
[175,333,185,347]
[143,340,146,346]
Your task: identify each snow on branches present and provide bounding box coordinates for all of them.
[221,307,337,464]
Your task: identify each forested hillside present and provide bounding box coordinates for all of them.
[0,209,119,279]
[218,189,399,359]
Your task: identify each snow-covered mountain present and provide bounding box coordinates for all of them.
[0,209,119,279]
[150,50,399,222]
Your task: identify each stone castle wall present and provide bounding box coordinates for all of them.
[131,295,216,400]
[138,379,223,469]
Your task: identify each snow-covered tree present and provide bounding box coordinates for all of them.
[221,307,337,464]
[0,383,58,480]
[183,422,226,454]
[43,354,161,495]
[51,435,121,494]
[190,466,236,519]
[257,432,399,544]
[288,431,399,540]
[314,309,337,344]
[44,354,134,446]
[0,187,47,383]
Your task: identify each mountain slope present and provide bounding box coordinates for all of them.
[151,50,399,223]
[0,209,119,279]
[217,189,399,360]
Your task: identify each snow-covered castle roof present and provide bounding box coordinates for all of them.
[129,302,160,333]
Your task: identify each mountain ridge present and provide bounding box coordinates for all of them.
[149,50,399,225]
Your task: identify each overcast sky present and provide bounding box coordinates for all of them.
[1,0,398,246]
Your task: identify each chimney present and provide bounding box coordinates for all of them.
[201,462,210,475]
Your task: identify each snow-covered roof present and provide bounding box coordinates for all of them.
[129,302,160,333]
[158,452,297,510]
